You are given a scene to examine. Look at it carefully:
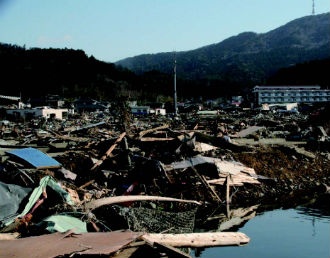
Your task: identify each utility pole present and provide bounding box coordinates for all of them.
[173,53,178,116]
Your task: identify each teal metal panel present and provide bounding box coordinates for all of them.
[6,147,61,169]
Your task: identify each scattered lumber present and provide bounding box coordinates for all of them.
[90,132,126,170]
[138,124,169,139]
[84,195,201,210]
[0,232,20,240]
[139,137,175,142]
[142,232,250,247]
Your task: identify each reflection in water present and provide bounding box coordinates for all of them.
[295,205,330,238]
[197,205,259,232]
[296,205,330,219]
[193,204,259,257]
[192,205,330,258]
[197,204,259,232]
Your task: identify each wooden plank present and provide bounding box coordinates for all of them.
[138,124,169,139]
[226,175,231,204]
[207,173,261,186]
[196,171,221,203]
[84,195,201,210]
[91,132,126,170]
[142,232,250,247]
[0,233,20,240]
[139,137,175,141]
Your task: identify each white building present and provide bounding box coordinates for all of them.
[130,106,150,115]
[150,108,166,116]
[6,106,68,120]
[253,85,330,106]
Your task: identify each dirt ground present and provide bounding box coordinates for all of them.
[230,142,330,210]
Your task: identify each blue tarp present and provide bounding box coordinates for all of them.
[6,147,61,169]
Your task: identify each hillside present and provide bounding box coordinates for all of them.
[0,13,329,103]
[116,13,330,85]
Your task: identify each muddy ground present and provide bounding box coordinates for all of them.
[232,145,330,209]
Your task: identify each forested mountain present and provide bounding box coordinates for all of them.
[267,58,330,86]
[0,13,329,103]
[0,45,154,101]
[116,13,330,86]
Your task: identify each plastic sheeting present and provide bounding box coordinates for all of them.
[4,176,74,227]
[0,182,32,226]
[37,214,87,233]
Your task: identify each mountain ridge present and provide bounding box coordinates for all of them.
[115,12,330,82]
[0,13,329,103]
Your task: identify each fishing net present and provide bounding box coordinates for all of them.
[114,202,199,233]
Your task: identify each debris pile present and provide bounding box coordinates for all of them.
[0,106,329,257]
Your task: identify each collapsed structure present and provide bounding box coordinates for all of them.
[0,105,329,257]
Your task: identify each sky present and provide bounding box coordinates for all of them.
[0,0,329,63]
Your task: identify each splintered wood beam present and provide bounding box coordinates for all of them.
[139,137,175,142]
[84,195,201,210]
[138,124,169,139]
[142,232,250,247]
[226,174,231,204]
[90,132,126,170]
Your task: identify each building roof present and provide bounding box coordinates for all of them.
[253,85,321,91]
[6,147,61,169]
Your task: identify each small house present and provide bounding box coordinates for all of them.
[6,106,68,120]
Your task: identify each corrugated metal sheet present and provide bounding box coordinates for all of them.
[6,147,61,169]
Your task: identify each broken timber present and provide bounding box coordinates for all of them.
[84,195,201,210]
[139,136,175,142]
[0,231,250,257]
[163,155,261,204]
[91,132,126,170]
[137,124,169,139]
[142,232,250,247]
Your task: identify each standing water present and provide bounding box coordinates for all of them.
[191,206,330,258]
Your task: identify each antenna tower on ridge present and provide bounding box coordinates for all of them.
[312,0,315,15]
